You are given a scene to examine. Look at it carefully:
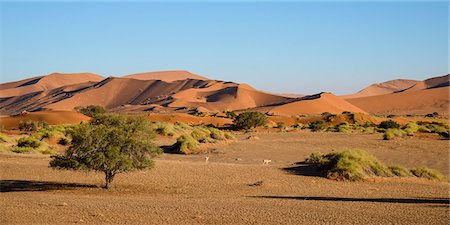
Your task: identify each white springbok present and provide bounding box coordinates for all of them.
[263,159,271,165]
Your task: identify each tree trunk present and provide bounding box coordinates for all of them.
[104,171,115,189]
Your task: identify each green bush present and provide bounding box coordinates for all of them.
[308,120,326,132]
[11,146,34,153]
[224,132,235,140]
[17,137,42,148]
[362,127,376,134]
[18,121,48,132]
[388,165,412,177]
[424,112,439,118]
[232,112,268,130]
[174,122,192,130]
[410,167,447,181]
[307,150,391,181]
[58,137,70,146]
[191,127,212,142]
[383,128,405,140]
[75,105,107,117]
[378,120,400,129]
[174,134,199,154]
[224,111,237,119]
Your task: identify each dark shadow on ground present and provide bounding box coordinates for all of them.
[160,145,177,154]
[283,162,327,178]
[0,180,98,193]
[250,196,450,205]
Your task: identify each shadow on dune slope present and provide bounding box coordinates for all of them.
[0,180,98,192]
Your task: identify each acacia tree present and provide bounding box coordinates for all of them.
[232,112,268,130]
[50,113,162,189]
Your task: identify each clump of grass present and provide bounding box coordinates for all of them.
[402,122,419,135]
[191,127,212,142]
[306,149,391,181]
[410,167,447,181]
[388,165,412,177]
[174,122,192,130]
[378,120,400,129]
[155,123,176,137]
[362,127,376,134]
[224,132,235,140]
[305,152,324,163]
[0,133,12,143]
[383,128,405,140]
[174,134,199,154]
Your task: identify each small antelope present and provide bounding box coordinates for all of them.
[263,159,271,165]
[205,157,209,163]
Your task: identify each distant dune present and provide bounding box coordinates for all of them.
[348,86,449,115]
[0,111,90,129]
[343,79,419,99]
[267,93,366,116]
[0,73,104,98]
[123,70,207,82]
[0,71,448,116]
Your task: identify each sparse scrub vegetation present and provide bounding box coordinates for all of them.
[383,128,406,140]
[410,167,447,181]
[305,150,447,181]
[308,120,326,132]
[18,120,48,133]
[155,123,176,137]
[174,134,199,154]
[75,105,107,117]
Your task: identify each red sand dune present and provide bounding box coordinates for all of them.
[400,74,449,93]
[343,79,419,99]
[123,70,207,82]
[148,113,232,126]
[348,86,450,115]
[0,73,104,98]
[0,111,90,129]
[267,93,366,116]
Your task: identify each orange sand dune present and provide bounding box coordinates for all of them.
[401,74,449,92]
[343,79,419,99]
[0,73,104,98]
[0,111,90,129]
[268,93,366,116]
[348,86,450,115]
[123,70,207,82]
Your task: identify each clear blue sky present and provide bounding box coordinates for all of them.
[1,1,448,95]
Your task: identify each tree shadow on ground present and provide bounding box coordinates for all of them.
[0,180,98,193]
[283,162,327,178]
[160,145,178,154]
[249,196,450,205]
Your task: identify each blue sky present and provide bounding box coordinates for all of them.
[1,1,448,95]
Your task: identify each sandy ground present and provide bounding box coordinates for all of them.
[1,132,449,224]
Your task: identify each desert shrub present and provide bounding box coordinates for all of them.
[0,133,11,142]
[17,137,42,148]
[156,123,176,137]
[388,165,412,177]
[18,121,48,132]
[305,152,324,164]
[383,128,405,140]
[425,112,439,118]
[75,105,107,117]
[387,114,397,118]
[307,149,391,181]
[410,167,447,181]
[276,122,286,131]
[50,113,162,189]
[332,122,350,133]
[438,131,449,139]
[378,120,400,129]
[174,134,199,154]
[208,127,225,140]
[232,112,268,130]
[321,112,336,122]
[224,111,237,119]
[402,122,419,135]
[308,120,326,132]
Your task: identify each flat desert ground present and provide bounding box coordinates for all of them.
[1,132,448,224]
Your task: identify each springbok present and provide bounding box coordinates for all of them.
[263,159,271,165]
